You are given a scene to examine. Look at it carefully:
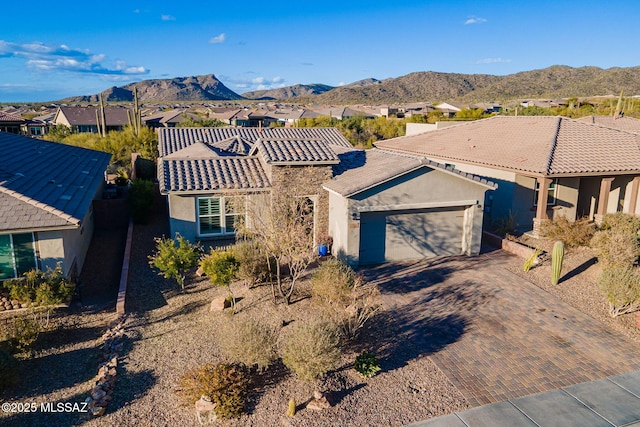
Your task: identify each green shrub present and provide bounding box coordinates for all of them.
[217,316,279,371]
[210,363,251,420]
[149,234,202,290]
[354,351,381,378]
[0,349,19,392]
[10,316,40,353]
[200,250,239,288]
[281,320,341,381]
[3,265,73,305]
[541,216,595,248]
[128,179,155,224]
[234,241,274,286]
[598,266,640,317]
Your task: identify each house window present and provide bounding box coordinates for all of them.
[533,178,558,206]
[0,233,37,280]
[198,196,245,236]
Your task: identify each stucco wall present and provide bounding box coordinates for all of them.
[168,193,197,241]
[330,167,489,266]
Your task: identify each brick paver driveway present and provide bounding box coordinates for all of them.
[361,249,640,407]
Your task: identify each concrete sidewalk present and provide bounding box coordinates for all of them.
[408,370,640,427]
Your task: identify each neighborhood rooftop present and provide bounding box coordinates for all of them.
[375,115,640,176]
[324,149,496,197]
[158,126,353,157]
[0,132,111,231]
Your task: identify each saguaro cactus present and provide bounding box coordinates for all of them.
[551,241,565,285]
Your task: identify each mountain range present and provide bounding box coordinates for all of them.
[60,65,640,104]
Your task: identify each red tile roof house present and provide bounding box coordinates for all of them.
[376,115,640,236]
[157,127,495,265]
[53,106,132,133]
[0,132,111,280]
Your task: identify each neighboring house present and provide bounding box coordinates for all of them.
[143,109,195,128]
[0,132,111,280]
[376,116,640,236]
[0,112,46,136]
[53,106,132,133]
[575,115,640,134]
[157,127,494,266]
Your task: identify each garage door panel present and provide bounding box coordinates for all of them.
[359,207,464,264]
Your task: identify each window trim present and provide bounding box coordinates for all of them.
[197,196,246,237]
[533,178,558,206]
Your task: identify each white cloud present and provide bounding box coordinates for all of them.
[209,33,226,44]
[271,76,283,83]
[161,15,176,21]
[465,16,487,25]
[475,57,511,64]
[252,77,265,84]
[0,40,149,76]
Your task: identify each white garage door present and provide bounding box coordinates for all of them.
[359,207,465,264]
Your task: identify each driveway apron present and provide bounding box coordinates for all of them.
[362,250,640,407]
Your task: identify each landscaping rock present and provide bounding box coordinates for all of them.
[306,391,331,411]
[209,297,230,312]
[195,395,217,424]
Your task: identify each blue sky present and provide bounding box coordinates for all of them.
[1,1,639,102]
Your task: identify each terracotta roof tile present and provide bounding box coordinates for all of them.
[376,116,640,176]
[159,157,270,193]
[252,139,339,164]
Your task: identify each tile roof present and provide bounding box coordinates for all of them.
[0,132,111,232]
[375,116,640,176]
[56,106,132,126]
[250,139,339,165]
[575,116,640,134]
[324,149,496,197]
[158,127,352,157]
[0,112,25,123]
[158,157,270,193]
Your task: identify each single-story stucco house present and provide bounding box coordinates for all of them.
[157,127,495,266]
[376,115,640,236]
[0,132,111,280]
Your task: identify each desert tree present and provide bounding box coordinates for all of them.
[148,234,202,291]
[236,190,317,305]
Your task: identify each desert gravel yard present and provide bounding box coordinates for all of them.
[3,193,640,426]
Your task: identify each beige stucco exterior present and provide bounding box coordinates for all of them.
[327,167,490,266]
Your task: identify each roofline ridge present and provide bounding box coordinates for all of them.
[544,116,563,175]
[0,186,79,225]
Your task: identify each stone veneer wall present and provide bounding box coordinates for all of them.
[269,165,334,241]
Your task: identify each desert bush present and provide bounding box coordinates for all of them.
[3,265,73,308]
[354,351,381,378]
[490,210,519,237]
[149,234,202,290]
[209,363,251,419]
[311,259,381,341]
[9,316,40,353]
[234,240,274,286]
[541,216,595,248]
[175,362,250,419]
[311,258,358,306]
[128,179,155,224]
[598,266,640,317]
[0,349,19,392]
[600,212,640,235]
[216,316,279,371]
[281,320,341,381]
[176,363,218,406]
[200,250,239,288]
[591,227,640,268]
